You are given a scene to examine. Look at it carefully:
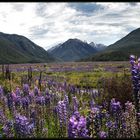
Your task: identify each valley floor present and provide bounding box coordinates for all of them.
[0,61,139,138]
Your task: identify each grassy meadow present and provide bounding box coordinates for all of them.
[0,61,139,138]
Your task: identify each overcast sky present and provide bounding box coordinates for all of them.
[0,2,140,50]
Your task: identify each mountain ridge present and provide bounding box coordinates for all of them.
[83,27,140,61]
[0,32,55,64]
[47,38,98,62]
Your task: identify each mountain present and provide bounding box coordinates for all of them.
[85,28,140,61]
[89,42,106,51]
[0,32,54,64]
[47,38,97,62]
[47,43,62,53]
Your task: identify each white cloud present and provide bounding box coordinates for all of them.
[0,2,140,50]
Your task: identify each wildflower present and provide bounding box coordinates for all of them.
[14,114,34,138]
[90,100,95,109]
[0,85,4,96]
[99,131,108,138]
[106,121,112,128]
[57,100,67,127]
[23,84,29,95]
[2,120,14,138]
[36,96,45,105]
[7,93,13,111]
[15,96,21,107]
[15,87,21,96]
[34,86,39,96]
[110,98,121,114]
[45,91,51,105]
[21,96,30,109]
[29,91,34,103]
[68,111,88,138]
[64,95,69,112]
[73,96,79,112]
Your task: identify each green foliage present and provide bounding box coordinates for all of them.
[99,73,133,105]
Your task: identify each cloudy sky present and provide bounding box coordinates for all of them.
[0,2,140,50]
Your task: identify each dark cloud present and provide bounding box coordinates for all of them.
[103,13,124,18]
[30,25,49,38]
[95,22,121,27]
[129,2,138,6]
[68,3,104,16]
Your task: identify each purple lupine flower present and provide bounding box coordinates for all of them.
[91,106,100,114]
[87,106,102,137]
[30,109,37,125]
[45,90,51,105]
[23,84,30,95]
[11,91,17,102]
[30,109,36,119]
[90,100,96,110]
[99,131,108,138]
[0,85,4,96]
[110,98,121,114]
[73,111,81,119]
[15,87,21,96]
[68,115,79,138]
[14,96,21,107]
[62,101,67,124]
[34,86,39,96]
[110,98,122,133]
[57,101,63,127]
[0,109,4,124]
[21,96,30,110]
[45,89,50,96]
[57,100,67,127]
[35,96,45,105]
[2,120,14,138]
[7,93,13,111]
[28,91,34,103]
[93,108,102,136]
[68,111,89,138]
[72,96,79,112]
[130,55,140,133]
[28,123,35,135]
[113,121,118,129]
[64,95,69,111]
[102,100,108,109]
[77,116,88,137]
[130,55,140,94]
[106,121,113,128]
[122,121,126,129]
[14,114,34,138]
